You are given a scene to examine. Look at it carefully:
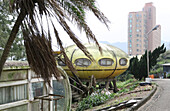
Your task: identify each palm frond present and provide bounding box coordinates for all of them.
[8,0,109,85]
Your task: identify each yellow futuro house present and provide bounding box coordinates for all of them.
[57,43,129,80]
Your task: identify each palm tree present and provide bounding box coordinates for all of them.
[0,0,109,85]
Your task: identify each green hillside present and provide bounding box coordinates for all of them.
[151,50,170,74]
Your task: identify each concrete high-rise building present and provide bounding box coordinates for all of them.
[128,2,161,56]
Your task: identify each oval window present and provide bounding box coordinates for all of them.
[75,58,91,67]
[119,58,127,66]
[58,59,66,66]
[98,58,114,66]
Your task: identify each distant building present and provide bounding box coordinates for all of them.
[128,2,161,56]
[162,63,170,78]
[162,63,170,73]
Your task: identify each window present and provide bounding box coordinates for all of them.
[129,29,132,33]
[119,58,128,66]
[53,80,65,96]
[137,49,139,52]
[0,84,27,105]
[129,40,132,43]
[149,14,151,19]
[129,19,132,23]
[136,34,139,37]
[144,20,147,24]
[53,80,65,110]
[136,14,139,17]
[98,58,114,66]
[136,19,141,22]
[129,14,132,18]
[136,29,139,32]
[129,34,132,37]
[32,82,44,97]
[58,59,66,66]
[137,39,139,42]
[137,44,139,47]
[75,58,91,67]
[144,29,147,33]
[129,24,132,27]
[136,24,139,27]
[129,44,132,47]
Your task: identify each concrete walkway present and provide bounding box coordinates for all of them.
[138,79,170,111]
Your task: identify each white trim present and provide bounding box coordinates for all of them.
[0,80,28,88]
[31,78,44,83]
[52,76,64,80]
[162,63,170,66]
[0,100,28,110]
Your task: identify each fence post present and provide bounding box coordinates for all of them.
[46,77,53,111]
[27,69,33,111]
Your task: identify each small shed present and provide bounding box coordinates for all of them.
[162,63,170,77]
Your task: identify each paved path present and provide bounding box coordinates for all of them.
[138,79,170,111]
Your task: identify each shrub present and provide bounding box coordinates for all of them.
[76,89,112,111]
[167,74,170,78]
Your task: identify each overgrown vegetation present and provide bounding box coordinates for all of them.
[76,78,140,111]
[150,49,170,74]
[76,89,111,111]
[167,74,170,78]
[129,44,166,80]
[116,72,134,82]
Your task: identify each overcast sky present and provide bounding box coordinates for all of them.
[52,0,170,50]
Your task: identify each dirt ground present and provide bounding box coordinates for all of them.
[72,85,154,111]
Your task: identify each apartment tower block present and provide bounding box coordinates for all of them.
[128,2,161,56]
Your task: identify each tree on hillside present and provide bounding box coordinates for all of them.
[150,44,166,67]
[129,44,166,80]
[0,0,109,85]
[9,33,26,60]
[0,0,25,60]
[129,56,141,79]
[0,0,13,56]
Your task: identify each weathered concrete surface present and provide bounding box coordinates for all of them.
[0,70,28,81]
[138,79,170,111]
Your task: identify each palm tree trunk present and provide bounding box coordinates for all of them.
[0,10,26,76]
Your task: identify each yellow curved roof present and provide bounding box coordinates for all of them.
[65,43,129,59]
